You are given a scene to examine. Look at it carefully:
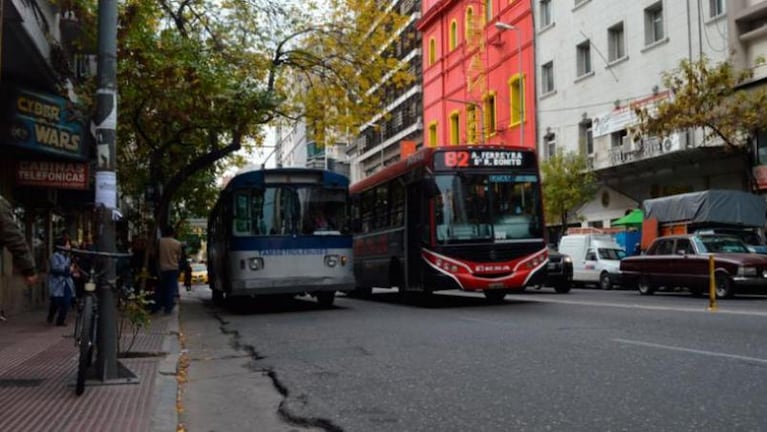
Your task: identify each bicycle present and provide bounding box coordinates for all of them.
[74,268,98,395]
[65,247,132,396]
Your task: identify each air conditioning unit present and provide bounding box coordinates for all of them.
[662,132,687,152]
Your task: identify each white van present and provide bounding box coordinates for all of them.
[558,234,626,290]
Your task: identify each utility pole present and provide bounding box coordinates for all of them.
[92,0,136,383]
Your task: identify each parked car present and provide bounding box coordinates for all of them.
[542,247,573,293]
[559,234,625,290]
[620,233,767,298]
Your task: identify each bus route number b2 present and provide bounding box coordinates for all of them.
[443,151,469,168]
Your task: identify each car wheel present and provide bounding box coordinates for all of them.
[554,282,571,294]
[599,272,613,290]
[484,290,506,303]
[637,276,655,295]
[715,273,734,299]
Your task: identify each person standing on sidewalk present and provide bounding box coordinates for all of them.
[153,225,182,314]
[0,194,38,321]
[47,236,76,326]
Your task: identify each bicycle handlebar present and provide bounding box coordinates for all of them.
[57,246,132,259]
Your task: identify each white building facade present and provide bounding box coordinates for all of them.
[533,0,741,231]
[347,0,424,184]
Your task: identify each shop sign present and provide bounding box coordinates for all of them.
[16,161,89,190]
[593,91,671,138]
[5,87,87,160]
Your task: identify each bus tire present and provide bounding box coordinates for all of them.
[316,291,335,307]
[212,289,224,305]
[484,290,506,303]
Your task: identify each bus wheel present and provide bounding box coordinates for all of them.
[212,289,224,305]
[484,291,506,303]
[316,291,335,307]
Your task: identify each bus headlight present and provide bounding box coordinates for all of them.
[325,255,339,267]
[340,255,348,266]
[248,257,264,271]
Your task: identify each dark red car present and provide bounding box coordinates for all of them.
[620,234,767,298]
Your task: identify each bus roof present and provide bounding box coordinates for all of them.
[350,144,533,194]
[226,167,349,190]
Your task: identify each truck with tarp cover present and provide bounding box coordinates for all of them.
[640,190,767,252]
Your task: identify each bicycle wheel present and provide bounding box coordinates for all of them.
[76,295,95,396]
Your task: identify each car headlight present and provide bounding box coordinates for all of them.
[563,256,572,263]
[737,266,757,277]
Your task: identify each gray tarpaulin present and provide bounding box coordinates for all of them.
[642,190,767,227]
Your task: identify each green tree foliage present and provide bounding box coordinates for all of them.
[634,57,767,187]
[65,0,411,233]
[540,151,598,239]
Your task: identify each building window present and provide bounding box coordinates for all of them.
[540,0,552,27]
[449,20,458,50]
[579,119,593,154]
[483,92,497,137]
[608,22,625,62]
[611,129,627,148]
[450,111,460,145]
[484,0,492,23]
[644,2,664,45]
[465,7,475,40]
[428,121,438,147]
[541,61,554,94]
[428,37,436,65]
[509,74,525,125]
[709,0,724,18]
[576,40,592,77]
[545,132,556,159]
[466,104,478,144]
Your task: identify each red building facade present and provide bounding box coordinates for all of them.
[418,0,535,150]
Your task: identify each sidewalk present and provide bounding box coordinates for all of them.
[0,303,180,432]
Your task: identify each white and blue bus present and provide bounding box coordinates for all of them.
[207,167,353,306]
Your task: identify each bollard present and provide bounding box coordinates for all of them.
[708,254,717,311]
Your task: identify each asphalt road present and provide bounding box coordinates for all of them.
[182,286,767,432]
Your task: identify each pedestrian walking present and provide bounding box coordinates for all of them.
[0,194,38,321]
[153,225,182,314]
[182,246,192,292]
[47,237,76,326]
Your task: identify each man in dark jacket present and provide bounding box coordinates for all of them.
[1,194,38,321]
[0,194,37,286]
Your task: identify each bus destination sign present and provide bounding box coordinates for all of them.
[435,149,532,170]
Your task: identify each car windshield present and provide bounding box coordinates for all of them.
[191,264,206,272]
[598,248,626,260]
[433,173,541,244]
[695,236,751,253]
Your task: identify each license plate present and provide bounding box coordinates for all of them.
[488,282,504,289]
[547,263,556,270]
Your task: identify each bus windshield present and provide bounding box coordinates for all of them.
[433,173,541,244]
[232,186,349,236]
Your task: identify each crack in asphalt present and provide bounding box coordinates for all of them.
[213,312,344,432]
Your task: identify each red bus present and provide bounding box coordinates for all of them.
[349,145,547,302]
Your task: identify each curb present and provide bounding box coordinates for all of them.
[150,308,181,432]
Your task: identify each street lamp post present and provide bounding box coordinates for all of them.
[494,22,524,147]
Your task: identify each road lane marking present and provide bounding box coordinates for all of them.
[508,296,767,317]
[613,338,767,365]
